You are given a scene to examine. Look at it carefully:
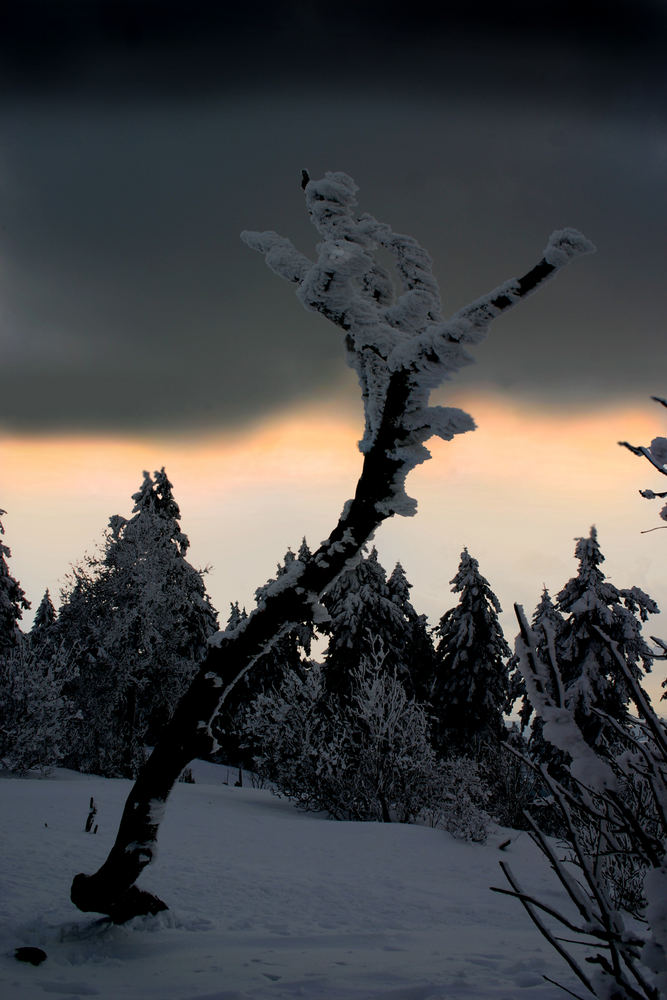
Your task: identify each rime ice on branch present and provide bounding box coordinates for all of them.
[619,396,667,525]
[69,172,593,923]
[242,172,595,517]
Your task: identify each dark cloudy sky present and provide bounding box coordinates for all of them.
[1,0,666,434]
[3,3,667,709]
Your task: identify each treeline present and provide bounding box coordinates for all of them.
[0,472,217,777]
[0,471,660,840]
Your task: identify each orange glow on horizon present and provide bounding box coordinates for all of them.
[0,393,660,497]
[2,391,665,709]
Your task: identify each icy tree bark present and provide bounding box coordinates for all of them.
[70,172,593,920]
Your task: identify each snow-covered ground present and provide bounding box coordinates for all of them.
[1,762,585,1000]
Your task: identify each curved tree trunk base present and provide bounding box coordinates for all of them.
[71,874,168,924]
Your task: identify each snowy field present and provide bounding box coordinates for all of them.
[1,762,586,1000]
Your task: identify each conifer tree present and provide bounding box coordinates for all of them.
[321,547,408,700]
[431,549,511,753]
[59,470,218,776]
[555,526,658,747]
[0,510,30,651]
[30,589,58,663]
[104,468,219,743]
[0,638,77,774]
[225,601,248,633]
[31,589,57,635]
[1,573,75,774]
[28,587,67,709]
[386,562,436,701]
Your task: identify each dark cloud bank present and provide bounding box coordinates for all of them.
[1,1,665,434]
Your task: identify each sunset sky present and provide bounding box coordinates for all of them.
[1,2,666,705]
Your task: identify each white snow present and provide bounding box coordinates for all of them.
[543,229,596,268]
[1,764,587,999]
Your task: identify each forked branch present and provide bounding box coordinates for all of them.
[70,171,593,921]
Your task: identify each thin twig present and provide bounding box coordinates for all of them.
[543,974,589,1000]
[494,861,596,995]
[491,884,597,939]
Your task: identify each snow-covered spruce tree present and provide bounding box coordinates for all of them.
[321,546,413,700]
[0,509,30,652]
[31,589,57,636]
[103,468,219,745]
[55,560,132,776]
[57,561,144,778]
[387,561,436,702]
[59,469,218,777]
[29,589,61,675]
[555,526,658,748]
[430,548,511,754]
[0,586,80,775]
[69,171,593,922]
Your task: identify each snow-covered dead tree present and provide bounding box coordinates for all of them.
[70,170,593,922]
[492,604,666,1000]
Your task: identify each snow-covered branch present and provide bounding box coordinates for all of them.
[619,396,667,524]
[514,604,617,792]
[506,598,667,999]
[243,172,594,515]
